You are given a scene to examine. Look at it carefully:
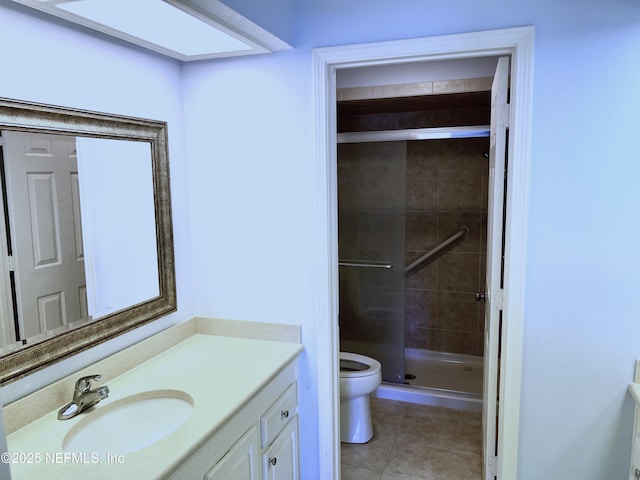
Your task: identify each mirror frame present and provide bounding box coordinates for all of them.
[0,97,176,385]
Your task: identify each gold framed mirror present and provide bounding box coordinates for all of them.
[0,97,176,385]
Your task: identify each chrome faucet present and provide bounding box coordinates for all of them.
[57,374,109,420]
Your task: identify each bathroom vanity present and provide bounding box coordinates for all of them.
[629,376,640,480]
[4,317,303,479]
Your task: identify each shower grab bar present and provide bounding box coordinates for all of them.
[338,260,394,269]
[405,226,470,273]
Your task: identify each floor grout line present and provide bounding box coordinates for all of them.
[341,397,481,480]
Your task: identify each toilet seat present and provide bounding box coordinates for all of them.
[339,352,381,378]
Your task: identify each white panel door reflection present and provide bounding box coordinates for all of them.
[1,132,160,345]
[3,132,87,339]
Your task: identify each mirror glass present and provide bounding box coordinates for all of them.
[0,98,176,385]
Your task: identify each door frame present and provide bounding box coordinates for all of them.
[313,26,534,479]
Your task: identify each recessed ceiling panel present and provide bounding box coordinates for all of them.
[11,0,292,61]
[57,0,254,57]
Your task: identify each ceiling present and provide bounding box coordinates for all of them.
[9,0,292,61]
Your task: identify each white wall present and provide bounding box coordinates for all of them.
[181,49,319,473]
[0,2,195,402]
[183,0,640,479]
[76,138,159,318]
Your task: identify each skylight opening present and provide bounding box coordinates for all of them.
[35,0,255,58]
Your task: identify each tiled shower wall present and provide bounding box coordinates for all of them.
[338,84,490,357]
[405,137,489,356]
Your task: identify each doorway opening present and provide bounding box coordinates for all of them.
[337,66,496,412]
[313,27,534,480]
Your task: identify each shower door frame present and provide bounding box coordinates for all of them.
[313,26,534,480]
[337,140,408,385]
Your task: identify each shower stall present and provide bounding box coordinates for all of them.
[337,89,490,409]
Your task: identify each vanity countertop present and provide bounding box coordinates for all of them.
[5,320,303,479]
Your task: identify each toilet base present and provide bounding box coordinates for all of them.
[340,394,373,443]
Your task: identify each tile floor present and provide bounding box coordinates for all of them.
[341,397,482,480]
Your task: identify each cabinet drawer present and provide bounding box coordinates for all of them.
[261,382,297,448]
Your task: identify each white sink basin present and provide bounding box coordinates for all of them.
[62,389,193,455]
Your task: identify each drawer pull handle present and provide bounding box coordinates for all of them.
[281,410,289,420]
[269,457,277,466]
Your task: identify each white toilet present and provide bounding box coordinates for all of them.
[339,352,382,443]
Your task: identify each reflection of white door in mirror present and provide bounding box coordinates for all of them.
[0,132,160,349]
[2,132,88,345]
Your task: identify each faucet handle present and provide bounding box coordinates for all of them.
[75,374,102,393]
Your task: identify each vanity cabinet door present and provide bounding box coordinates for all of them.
[262,417,299,480]
[205,426,260,480]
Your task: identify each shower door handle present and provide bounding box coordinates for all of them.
[475,292,486,302]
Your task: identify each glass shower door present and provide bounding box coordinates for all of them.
[338,141,406,384]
